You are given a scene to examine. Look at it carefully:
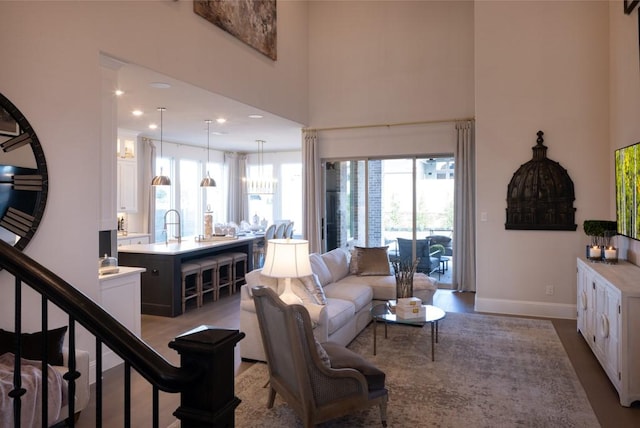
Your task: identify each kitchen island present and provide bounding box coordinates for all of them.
[118,235,259,317]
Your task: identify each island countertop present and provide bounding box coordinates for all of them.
[117,235,261,256]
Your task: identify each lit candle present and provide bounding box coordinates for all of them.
[604,247,617,260]
[589,246,601,259]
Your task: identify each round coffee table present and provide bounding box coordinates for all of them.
[371,302,446,361]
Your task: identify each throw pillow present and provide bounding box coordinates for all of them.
[355,246,391,276]
[314,338,331,368]
[0,326,68,366]
[308,253,333,286]
[349,249,359,274]
[298,274,327,305]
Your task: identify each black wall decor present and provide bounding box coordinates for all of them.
[505,131,577,231]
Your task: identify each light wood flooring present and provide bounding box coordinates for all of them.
[76,290,640,428]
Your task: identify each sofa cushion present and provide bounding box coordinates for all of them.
[0,326,67,366]
[324,298,355,335]
[323,282,373,313]
[309,253,334,286]
[322,341,386,391]
[321,248,350,282]
[355,246,391,276]
[337,274,397,301]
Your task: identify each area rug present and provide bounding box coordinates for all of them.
[233,312,600,427]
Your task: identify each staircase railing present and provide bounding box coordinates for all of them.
[0,240,244,427]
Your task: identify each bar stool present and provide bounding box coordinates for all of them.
[181,262,201,313]
[228,252,248,294]
[211,254,233,300]
[196,257,218,304]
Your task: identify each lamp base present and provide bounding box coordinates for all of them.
[279,278,303,305]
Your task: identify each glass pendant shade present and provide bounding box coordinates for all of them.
[152,107,171,186]
[200,119,216,187]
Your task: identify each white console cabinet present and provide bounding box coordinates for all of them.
[576,257,640,406]
[99,267,145,371]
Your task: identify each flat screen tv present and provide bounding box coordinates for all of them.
[615,142,640,241]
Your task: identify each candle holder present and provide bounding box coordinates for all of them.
[587,245,603,262]
[603,246,618,264]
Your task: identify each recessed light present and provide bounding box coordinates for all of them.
[212,131,227,135]
[115,89,124,96]
[216,117,227,124]
[149,123,158,130]
[150,82,171,89]
[132,110,143,116]
[248,114,263,119]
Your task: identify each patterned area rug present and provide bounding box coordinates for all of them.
[233,312,600,428]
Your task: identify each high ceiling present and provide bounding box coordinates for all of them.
[115,63,304,153]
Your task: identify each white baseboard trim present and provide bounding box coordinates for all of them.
[89,350,123,385]
[475,297,576,320]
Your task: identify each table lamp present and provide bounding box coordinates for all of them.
[261,238,312,305]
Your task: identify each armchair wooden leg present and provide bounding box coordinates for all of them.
[267,387,277,409]
[379,396,388,427]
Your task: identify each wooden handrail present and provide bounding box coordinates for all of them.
[0,240,197,392]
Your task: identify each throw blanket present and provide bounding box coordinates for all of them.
[0,352,66,427]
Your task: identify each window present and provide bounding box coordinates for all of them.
[324,156,454,284]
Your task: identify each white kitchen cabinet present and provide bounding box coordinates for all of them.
[117,158,137,212]
[576,257,640,406]
[117,234,149,247]
[99,267,145,371]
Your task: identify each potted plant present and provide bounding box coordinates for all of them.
[583,220,616,260]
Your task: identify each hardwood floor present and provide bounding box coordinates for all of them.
[76,289,639,427]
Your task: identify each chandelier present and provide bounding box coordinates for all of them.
[244,139,276,194]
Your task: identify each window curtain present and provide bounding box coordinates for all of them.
[225,152,245,224]
[302,129,322,253]
[238,153,249,223]
[144,138,157,242]
[453,120,476,292]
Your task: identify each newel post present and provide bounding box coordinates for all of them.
[169,326,245,427]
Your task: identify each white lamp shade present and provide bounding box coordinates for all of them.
[262,239,312,278]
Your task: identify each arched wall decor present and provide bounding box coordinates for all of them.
[505,131,577,231]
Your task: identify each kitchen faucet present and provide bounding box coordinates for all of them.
[163,209,181,244]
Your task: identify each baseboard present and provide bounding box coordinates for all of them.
[475,297,576,320]
[88,350,123,385]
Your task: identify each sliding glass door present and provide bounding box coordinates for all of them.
[324,156,454,285]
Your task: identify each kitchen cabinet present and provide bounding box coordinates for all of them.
[117,234,150,247]
[117,158,137,212]
[99,267,145,371]
[576,257,640,406]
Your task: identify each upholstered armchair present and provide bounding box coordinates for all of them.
[252,286,388,427]
[396,237,440,276]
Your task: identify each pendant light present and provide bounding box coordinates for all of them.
[200,119,216,187]
[151,107,171,186]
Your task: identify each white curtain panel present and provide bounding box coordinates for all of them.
[145,138,157,242]
[453,120,476,292]
[302,129,322,253]
[238,153,249,223]
[225,152,241,223]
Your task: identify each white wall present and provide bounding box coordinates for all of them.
[308,0,474,129]
[0,1,308,357]
[474,1,610,318]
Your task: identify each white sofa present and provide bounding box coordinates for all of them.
[240,247,437,362]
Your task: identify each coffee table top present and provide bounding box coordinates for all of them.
[372,301,446,325]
